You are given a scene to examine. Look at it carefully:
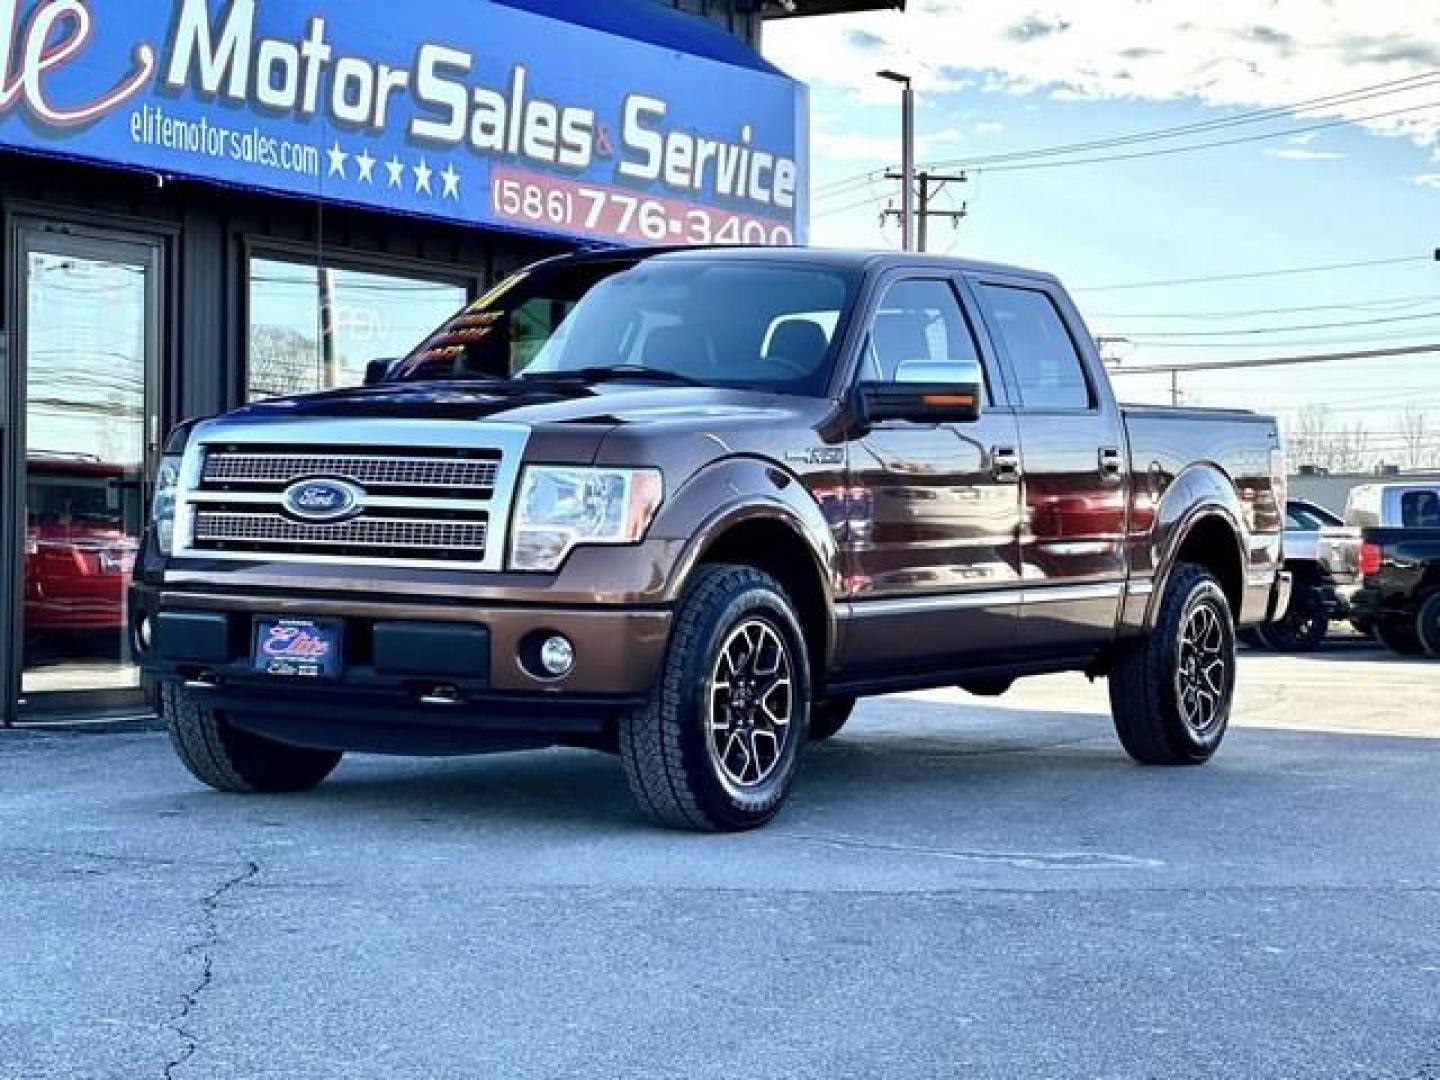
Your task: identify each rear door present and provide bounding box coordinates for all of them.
[968,274,1129,654]
[838,272,1023,675]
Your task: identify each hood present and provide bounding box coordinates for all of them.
[225,380,828,430]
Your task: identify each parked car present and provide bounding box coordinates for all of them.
[25,455,141,634]
[1242,498,1347,652]
[1319,483,1440,656]
[133,247,1289,831]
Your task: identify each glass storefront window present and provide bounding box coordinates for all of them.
[247,257,468,399]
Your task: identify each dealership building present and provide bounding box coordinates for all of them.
[1,0,896,724]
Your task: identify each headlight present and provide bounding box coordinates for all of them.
[151,453,183,554]
[509,466,663,572]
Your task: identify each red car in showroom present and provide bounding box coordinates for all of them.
[25,455,142,635]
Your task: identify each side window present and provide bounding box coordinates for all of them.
[1401,490,1440,528]
[978,284,1091,411]
[866,278,988,398]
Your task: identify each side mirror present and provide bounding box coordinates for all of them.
[855,358,984,429]
[363,358,398,386]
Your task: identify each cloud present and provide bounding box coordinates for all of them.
[1265,147,1348,161]
[812,123,969,163]
[973,120,1005,134]
[767,1,1440,157]
[1415,174,1440,189]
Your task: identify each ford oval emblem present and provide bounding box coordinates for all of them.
[281,479,364,522]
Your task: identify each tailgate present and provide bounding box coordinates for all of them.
[1317,527,1361,586]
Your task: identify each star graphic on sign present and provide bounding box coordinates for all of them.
[440,164,461,200]
[385,155,405,188]
[326,142,348,179]
[355,149,376,184]
[413,157,433,195]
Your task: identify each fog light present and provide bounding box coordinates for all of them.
[137,615,153,651]
[539,635,575,677]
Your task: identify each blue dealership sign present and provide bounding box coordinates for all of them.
[0,0,808,244]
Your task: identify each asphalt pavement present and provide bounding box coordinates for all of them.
[3,643,1438,1079]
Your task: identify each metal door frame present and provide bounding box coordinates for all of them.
[3,214,168,725]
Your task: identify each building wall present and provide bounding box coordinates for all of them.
[665,0,763,46]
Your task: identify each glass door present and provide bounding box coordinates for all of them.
[10,226,162,716]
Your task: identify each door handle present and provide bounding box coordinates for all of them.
[991,446,1021,483]
[1098,447,1123,478]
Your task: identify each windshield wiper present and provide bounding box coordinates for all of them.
[521,365,705,387]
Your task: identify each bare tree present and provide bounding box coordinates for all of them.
[1284,404,1374,473]
[1396,404,1434,471]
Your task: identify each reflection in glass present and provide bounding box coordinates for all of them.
[23,251,148,695]
[247,258,467,399]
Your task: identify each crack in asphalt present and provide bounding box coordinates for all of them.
[163,861,259,1080]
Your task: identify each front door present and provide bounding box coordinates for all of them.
[839,275,1023,677]
[5,224,163,721]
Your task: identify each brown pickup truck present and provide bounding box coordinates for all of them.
[133,247,1289,831]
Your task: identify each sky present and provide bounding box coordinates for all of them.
[766,0,1440,469]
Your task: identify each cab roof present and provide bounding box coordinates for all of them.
[544,245,1059,286]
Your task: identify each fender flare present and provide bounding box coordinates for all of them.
[1143,463,1249,631]
[656,456,842,665]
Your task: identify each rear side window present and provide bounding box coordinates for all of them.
[1400,489,1440,528]
[978,284,1091,410]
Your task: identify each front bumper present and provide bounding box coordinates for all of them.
[131,583,670,742]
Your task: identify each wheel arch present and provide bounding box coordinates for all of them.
[660,458,840,683]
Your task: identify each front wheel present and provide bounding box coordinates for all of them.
[620,564,810,831]
[163,684,342,793]
[1108,563,1236,765]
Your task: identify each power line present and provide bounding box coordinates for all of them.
[926,71,1440,170]
[960,97,1440,174]
[1088,292,1440,319]
[1112,309,1440,339]
[1076,254,1433,292]
[812,70,1440,203]
[1106,342,1440,374]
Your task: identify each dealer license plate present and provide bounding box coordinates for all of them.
[253,618,343,679]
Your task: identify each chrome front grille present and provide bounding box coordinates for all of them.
[193,511,488,558]
[175,423,529,571]
[202,450,499,493]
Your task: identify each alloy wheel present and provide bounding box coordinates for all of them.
[707,618,794,788]
[1175,601,1230,735]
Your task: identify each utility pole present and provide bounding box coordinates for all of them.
[876,70,913,251]
[883,169,969,251]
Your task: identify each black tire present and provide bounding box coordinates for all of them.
[958,676,1014,697]
[1254,585,1328,653]
[1108,563,1236,766]
[620,564,810,831]
[1375,616,1426,657]
[162,684,342,793]
[1418,594,1440,658]
[809,697,855,741]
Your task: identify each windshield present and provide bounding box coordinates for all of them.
[1285,501,1342,530]
[394,257,857,396]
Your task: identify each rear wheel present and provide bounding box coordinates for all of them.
[809,697,855,741]
[1374,617,1425,656]
[1254,584,1328,652]
[1411,594,1440,657]
[620,564,810,831]
[1108,563,1235,765]
[163,684,342,793]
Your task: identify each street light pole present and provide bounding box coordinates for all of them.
[877,69,913,252]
